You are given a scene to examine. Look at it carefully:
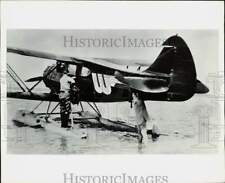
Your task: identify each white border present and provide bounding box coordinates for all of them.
[1,1,224,183]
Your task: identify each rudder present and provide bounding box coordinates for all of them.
[145,35,197,101]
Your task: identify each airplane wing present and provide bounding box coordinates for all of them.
[7,47,170,79]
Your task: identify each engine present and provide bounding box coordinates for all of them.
[43,64,64,93]
[43,62,91,93]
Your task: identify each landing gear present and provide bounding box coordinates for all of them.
[132,93,160,144]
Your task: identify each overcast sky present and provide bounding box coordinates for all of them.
[7,30,219,89]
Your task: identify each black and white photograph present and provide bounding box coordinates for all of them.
[1,2,224,183]
[6,30,223,154]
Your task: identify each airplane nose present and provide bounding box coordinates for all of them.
[195,80,209,94]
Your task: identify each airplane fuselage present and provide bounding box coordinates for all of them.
[7,35,209,103]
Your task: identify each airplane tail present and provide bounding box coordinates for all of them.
[145,35,208,101]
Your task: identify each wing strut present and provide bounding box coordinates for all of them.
[87,102,101,117]
[7,64,29,92]
[31,101,44,113]
[7,70,26,92]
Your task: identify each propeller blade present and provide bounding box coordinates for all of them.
[25,76,43,82]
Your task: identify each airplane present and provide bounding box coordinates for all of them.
[6,35,209,143]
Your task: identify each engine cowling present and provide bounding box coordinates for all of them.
[43,64,63,93]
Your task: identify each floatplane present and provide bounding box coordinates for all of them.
[7,35,209,141]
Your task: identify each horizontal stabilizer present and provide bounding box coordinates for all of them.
[115,71,169,93]
[195,80,209,94]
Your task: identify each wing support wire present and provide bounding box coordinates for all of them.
[7,64,29,92]
[7,70,26,92]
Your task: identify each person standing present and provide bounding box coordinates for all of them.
[132,92,159,144]
[59,70,75,128]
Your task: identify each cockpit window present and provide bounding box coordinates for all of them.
[81,67,91,77]
[67,65,91,77]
